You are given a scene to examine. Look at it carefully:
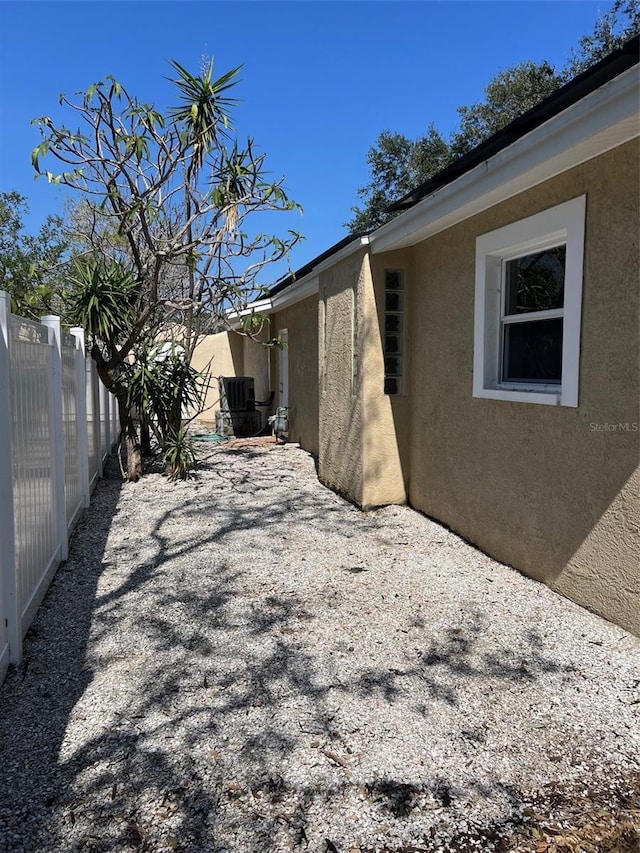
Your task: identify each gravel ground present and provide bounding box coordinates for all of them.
[0,438,638,853]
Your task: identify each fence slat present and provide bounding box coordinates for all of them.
[92,360,103,479]
[0,292,120,681]
[41,316,68,562]
[0,293,20,670]
[72,328,91,509]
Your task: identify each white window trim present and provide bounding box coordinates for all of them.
[473,195,586,407]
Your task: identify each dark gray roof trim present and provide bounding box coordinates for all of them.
[387,34,639,213]
[268,231,370,298]
[267,36,638,299]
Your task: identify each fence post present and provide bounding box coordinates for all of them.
[0,292,21,665]
[41,315,68,562]
[71,328,91,508]
[111,393,119,446]
[103,384,111,454]
[92,362,103,478]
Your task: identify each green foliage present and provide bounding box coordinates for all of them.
[449,61,562,157]
[347,1,639,233]
[125,341,209,480]
[346,58,562,233]
[162,425,197,480]
[564,0,640,77]
[65,256,139,342]
[347,126,452,232]
[0,191,68,319]
[240,313,268,337]
[127,342,209,443]
[168,59,241,170]
[31,57,302,479]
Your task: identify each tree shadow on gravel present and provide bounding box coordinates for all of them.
[354,612,577,713]
[0,444,628,853]
[0,445,371,851]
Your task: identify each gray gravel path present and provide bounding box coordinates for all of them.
[0,439,638,853]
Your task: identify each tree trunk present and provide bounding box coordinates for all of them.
[117,395,142,482]
[140,418,152,457]
[93,352,143,483]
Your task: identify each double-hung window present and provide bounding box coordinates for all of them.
[473,196,585,407]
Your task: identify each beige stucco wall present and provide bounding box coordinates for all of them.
[363,250,410,508]
[191,330,244,423]
[242,325,272,406]
[318,250,366,503]
[191,328,271,426]
[400,140,639,634]
[272,295,319,456]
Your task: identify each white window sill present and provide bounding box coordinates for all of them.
[474,387,564,406]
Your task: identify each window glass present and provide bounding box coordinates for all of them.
[384,334,403,355]
[502,318,563,384]
[385,270,403,290]
[384,355,402,375]
[385,313,402,333]
[505,246,566,315]
[384,376,402,395]
[473,196,585,406]
[385,290,403,312]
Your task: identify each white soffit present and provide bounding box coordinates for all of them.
[267,235,370,313]
[370,66,639,254]
[226,297,272,331]
[225,271,321,327]
[226,240,360,325]
[271,274,319,311]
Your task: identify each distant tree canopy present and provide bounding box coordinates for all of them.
[347,0,639,233]
[0,191,69,319]
[348,126,452,234]
[449,61,562,158]
[564,0,640,75]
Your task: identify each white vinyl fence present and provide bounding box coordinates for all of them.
[0,291,119,684]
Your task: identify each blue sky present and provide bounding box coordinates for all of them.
[0,1,617,280]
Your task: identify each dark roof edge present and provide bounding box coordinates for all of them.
[268,231,371,298]
[387,34,639,213]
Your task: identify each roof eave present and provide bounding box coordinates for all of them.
[370,64,639,254]
[387,35,639,213]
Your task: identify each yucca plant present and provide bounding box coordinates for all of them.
[168,59,241,171]
[65,256,139,342]
[126,341,209,474]
[163,425,197,480]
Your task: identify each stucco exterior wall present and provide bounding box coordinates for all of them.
[242,326,272,406]
[191,329,271,427]
[402,140,639,634]
[363,250,411,508]
[272,295,319,456]
[191,330,244,424]
[318,250,367,503]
